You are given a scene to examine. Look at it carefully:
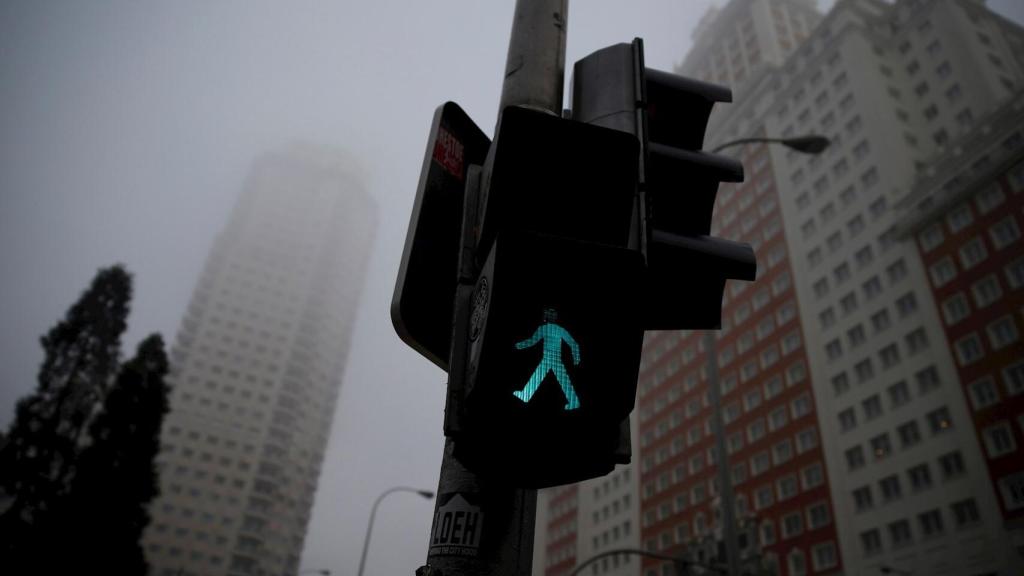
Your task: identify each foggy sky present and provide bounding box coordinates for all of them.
[2,2,1022,576]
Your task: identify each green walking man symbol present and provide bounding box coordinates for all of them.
[512,308,581,411]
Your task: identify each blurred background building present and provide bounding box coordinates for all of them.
[534,0,1024,575]
[141,146,376,576]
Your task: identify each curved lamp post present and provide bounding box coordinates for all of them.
[711,134,831,155]
[356,486,434,576]
[569,548,726,576]
[703,133,830,576]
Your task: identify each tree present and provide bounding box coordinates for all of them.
[0,265,132,556]
[48,334,170,575]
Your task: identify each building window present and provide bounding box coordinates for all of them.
[897,420,921,448]
[982,421,1017,458]
[888,519,912,548]
[895,292,918,317]
[871,309,891,333]
[841,292,859,315]
[919,224,944,252]
[955,333,984,366]
[855,359,875,383]
[871,433,892,460]
[951,499,981,527]
[1004,362,1024,396]
[846,446,865,471]
[863,277,883,300]
[926,407,952,434]
[807,502,831,530]
[879,343,900,368]
[781,512,803,539]
[860,529,882,555]
[826,339,843,361]
[916,366,940,394]
[987,316,1020,350]
[918,509,944,538]
[959,236,988,270]
[880,475,902,502]
[905,328,929,355]
[969,377,1000,410]
[885,260,907,285]
[839,408,857,432]
[939,451,966,480]
[832,372,850,396]
[989,216,1021,249]
[888,380,910,408]
[929,257,957,287]
[811,541,838,570]
[998,473,1024,512]
[947,204,974,232]
[908,462,933,492]
[853,486,873,512]
[942,292,970,326]
[777,475,799,501]
[976,184,1005,214]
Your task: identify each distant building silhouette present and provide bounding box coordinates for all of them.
[142,145,375,576]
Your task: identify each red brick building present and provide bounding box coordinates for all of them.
[636,142,842,576]
[896,95,1024,550]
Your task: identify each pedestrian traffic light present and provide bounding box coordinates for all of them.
[394,40,755,490]
[572,38,756,330]
[449,106,646,487]
[456,230,644,487]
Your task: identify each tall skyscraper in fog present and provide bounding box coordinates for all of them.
[141,146,375,576]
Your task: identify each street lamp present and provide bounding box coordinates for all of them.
[569,548,727,576]
[357,486,435,576]
[704,134,829,576]
[711,134,831,154]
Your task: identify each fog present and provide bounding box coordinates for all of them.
[2,1,1022,576]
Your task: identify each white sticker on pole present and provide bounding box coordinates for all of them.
[428,493,483,557]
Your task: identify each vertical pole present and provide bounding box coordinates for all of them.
[706,331,740,576]
[498,0,569,116]
[419,5,567,572]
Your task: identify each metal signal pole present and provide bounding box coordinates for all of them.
[417,2,568,575]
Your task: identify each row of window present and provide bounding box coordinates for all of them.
[859,498,981,555]
[919,184,1016,252]
[592,467,632,501]
[590,519,633,553]
[942,260,1024,326]
[844,406,952,471]
[825,324,929,367]
[954,314,1021,367]
[930,220,1021,289]
[590,492,632,526]
[851,451,966,513]
[968,362,1024,411]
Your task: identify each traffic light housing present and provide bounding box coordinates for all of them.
[393,39,756,489]
[457,230,644,487]
[572,38,756,330]
[449,106,645,487]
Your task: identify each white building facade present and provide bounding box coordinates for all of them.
[692,0,1023,574]
[141,146,376,576]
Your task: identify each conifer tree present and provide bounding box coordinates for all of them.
[48,334,170,575]
[0,266,132,555]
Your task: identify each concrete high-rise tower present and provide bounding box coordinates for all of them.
[141,146,376,576]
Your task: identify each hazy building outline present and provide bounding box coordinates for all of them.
[141,145,376,576]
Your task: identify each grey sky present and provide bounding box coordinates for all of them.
[2,1,1022,575]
